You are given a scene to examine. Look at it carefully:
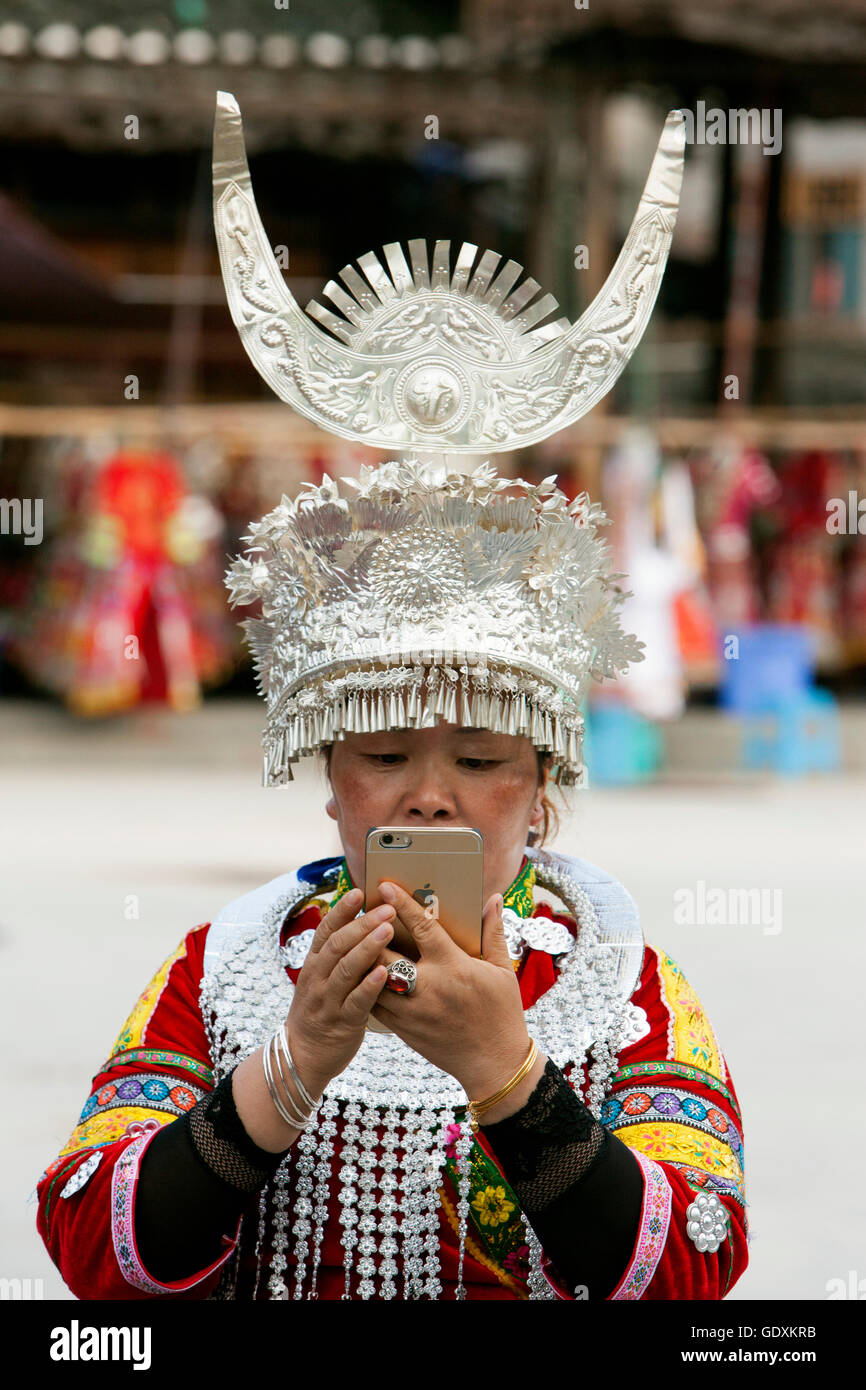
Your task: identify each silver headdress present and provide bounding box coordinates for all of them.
[225,460,643,786]
[214,91,685,784]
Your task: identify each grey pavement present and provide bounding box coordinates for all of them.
[1,698,863,1301]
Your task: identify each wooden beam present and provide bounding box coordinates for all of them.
[1,402,864,449]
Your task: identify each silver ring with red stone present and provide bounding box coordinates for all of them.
[384,959,418,996]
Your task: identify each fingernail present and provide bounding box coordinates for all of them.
[374,922,392,941]
[379,883,395,901]
[346,888,362,905]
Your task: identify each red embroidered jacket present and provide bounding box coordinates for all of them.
[36,873,748,1301]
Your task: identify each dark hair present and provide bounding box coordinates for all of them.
[319,742,565,849]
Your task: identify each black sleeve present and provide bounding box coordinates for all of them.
[480,1058,644,1299]
[135,1070,290,1283]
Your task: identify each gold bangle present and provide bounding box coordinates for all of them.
[466,1039,538,1132]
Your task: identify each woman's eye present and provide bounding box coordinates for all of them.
[368,754,494,768]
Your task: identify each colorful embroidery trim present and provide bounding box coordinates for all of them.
[79,1073,204,1123]
[59,1107,174,1157]
[671,1164,748,1212]
[110,937,191,1054]
[656,951,725,1081]
[602,1087,744,1166]
[609,1151,672,1300]
[331,859,354,903]
[102,1048,214,1087]
[438,1184,529,1299]
[441,1121,529,1290]
[112,1132,235,1294]
[502,859,536,919]
[112,1135,175,1294]
[613,1061,741,1120]
[614,1121,745,1197]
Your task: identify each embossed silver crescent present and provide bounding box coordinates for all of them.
[213,90,685,454]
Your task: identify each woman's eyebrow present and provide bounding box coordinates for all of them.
[452,731,507,747]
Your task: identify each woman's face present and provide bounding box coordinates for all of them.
[325,722,549,904]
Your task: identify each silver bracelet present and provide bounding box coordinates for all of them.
[265,1035,311,1130]
[277,1023,318,1113]
[262,1034,313,1131]
[271,1032,315,1129]
[261,1035,295,1129]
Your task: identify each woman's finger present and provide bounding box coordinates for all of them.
[480,893,510,968]
[369,998,407,1033]
[308,887,364,955]
[316,904,394,975]
[378,881,458,962]
[373,944,404,967]
[342,963,389,1023]
[329,918,394,1003]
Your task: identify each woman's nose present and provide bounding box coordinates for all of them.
[402,771,457,820]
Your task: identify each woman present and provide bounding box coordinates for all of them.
[36,460,747,1300]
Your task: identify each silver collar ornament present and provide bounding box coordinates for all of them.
[209,92,682,1298]
[201,848,645,1300]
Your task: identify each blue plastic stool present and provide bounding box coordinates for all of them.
[741,688,842,775]
[583,704,662,785]
[719,625,814,714]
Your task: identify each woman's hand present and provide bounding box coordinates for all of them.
[370,882,541,1105]
[286,888,396,1099]
[234,889,396,1152]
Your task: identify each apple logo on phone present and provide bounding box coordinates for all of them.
[413,884,438,918]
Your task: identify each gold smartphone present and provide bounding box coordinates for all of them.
[365,826,484,958]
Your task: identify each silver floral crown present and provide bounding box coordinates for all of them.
[226,459,644,786]
[214,93,685,786]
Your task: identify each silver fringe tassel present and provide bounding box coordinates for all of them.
[264,663,588,789]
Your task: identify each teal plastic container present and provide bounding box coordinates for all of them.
[741,688,842,775]
[583,704,662,785]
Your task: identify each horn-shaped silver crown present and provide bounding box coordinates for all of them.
[213,91,685,453]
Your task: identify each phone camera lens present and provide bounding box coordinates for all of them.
[382,834,393,845]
